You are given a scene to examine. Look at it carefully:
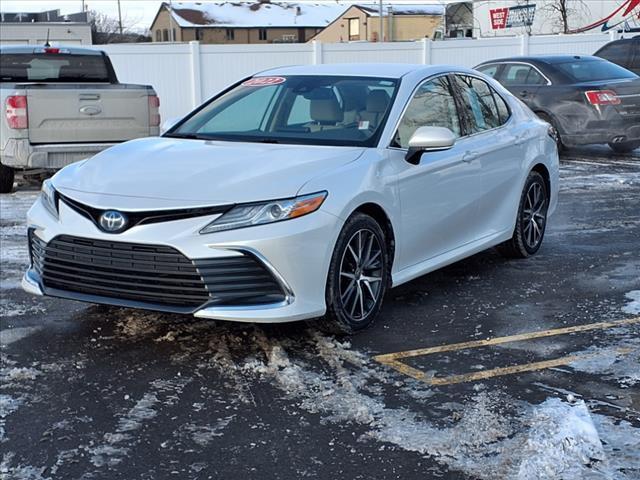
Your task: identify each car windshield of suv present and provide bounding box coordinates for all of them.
[169,75,398,147]
[555,58,638,82]
[0,53,111,82]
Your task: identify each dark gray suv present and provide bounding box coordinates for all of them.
[595,36,640,75]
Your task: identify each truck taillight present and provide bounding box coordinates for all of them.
[585,90,620,106]
[149,95,160,127]
[6,95,28,129]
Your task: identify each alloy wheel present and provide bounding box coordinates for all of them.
[338,228,384,322]
[522,182,547,250]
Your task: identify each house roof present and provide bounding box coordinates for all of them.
[154,2,445,30]
[161,1,348,28]
[357,4,445,16]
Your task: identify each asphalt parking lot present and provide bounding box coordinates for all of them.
[1,146,639,480]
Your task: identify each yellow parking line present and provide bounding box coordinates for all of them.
[374,316,640,386]
[374,317,640,363]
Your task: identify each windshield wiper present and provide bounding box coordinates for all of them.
[164,133,204,139]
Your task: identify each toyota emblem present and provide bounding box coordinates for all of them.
[99,210,127,233]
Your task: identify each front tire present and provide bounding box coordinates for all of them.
[497,171,549,259]
[320,213,390,334]
[0,163,15,194]
[609,141,640,154]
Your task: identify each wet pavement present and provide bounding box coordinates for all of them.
[1,146,639,479]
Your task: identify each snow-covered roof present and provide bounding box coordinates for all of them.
[357,4,445,16]
[160,2,445,29]
[164,2,348,28]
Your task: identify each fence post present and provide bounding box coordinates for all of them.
[312,40,323,64]
[520,35,530,55]
[608,30,620,42]
[421,38,432,64]
[189,41,202,108]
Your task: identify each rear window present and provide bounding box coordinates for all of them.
[555,58,637,82]
[0,53,111,83]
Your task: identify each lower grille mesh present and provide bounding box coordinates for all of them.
[30,233,286,310]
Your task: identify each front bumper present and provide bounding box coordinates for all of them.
[24,196,342,323]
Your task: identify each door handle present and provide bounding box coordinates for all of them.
[519,90,529,98]
[462,150,478,163]
[79,93,100,101]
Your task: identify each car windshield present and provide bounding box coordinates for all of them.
[555,58,638,82]
[169,75,398,147]
[0,53,111,83]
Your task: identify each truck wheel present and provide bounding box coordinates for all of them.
[609,141,640,154]
[0,164,15,194]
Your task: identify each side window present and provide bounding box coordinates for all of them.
[598,42,629,65]
[453,75,503,133]
[502,64,535,85]
[394,76,461,148]
[493,90,511,125]
[477,64,499,78]
[197,85,280,133]
[526,68,548,85]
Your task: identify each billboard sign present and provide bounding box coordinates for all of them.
[490,4,536,29]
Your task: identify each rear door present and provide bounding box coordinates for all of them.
[27,86,152,144]
[450,74,524,237]
[498,62,549,109]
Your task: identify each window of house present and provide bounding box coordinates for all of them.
[348,18,360,41]
[172,28,177,41]
[155,30,161,42]
[394,76,461,148]
[162,29,169,42]
[195,28,203,41]
[226,29,235,41]
[259,28,267,41]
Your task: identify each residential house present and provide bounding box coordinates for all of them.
[150,1,347,44]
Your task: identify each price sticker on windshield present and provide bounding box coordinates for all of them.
[242,77,286,87]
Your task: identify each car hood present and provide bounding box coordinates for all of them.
[54,137,365,210]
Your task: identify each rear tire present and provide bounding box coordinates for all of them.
[318,213,390,335]
[536,112,564,152]
[0,164,15,194]
[609,141,640,154]
[497,171,549,259]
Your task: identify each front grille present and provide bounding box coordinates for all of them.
[29,233,287,311]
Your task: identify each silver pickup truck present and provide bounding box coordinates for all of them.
[0,45,160,193]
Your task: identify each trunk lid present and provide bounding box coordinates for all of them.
[26,84,153,144]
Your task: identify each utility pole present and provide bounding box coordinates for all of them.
[117,0,123,35]
[378,0,383,42]
[81,0,85,12]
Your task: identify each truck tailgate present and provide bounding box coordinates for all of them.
[26,85,152,144]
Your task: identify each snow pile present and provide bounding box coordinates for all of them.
[0,192,37,290]
[516,399,608,479]
[622,290,640,315]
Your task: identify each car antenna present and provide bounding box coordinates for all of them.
[44,28,51,47]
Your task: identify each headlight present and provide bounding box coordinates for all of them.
[200,191,327,234]
[41,179,58,219]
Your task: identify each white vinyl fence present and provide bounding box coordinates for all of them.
[101,32,618,121]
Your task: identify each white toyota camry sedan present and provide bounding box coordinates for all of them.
[23,64,559,333]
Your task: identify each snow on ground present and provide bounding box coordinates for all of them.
[0,191,37,291]
[103,311,640,479]
[622,291,640,315]
[559,164,640,193]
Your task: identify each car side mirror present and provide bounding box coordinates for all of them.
[161,117,181,135]
[405,126,456,165]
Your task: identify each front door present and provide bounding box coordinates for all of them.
[389,75,484,271]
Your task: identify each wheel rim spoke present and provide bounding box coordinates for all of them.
[339,228,384,322]
[523,182,547,249]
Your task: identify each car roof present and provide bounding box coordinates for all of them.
[0,44,103,55]
[477,55,604,66]
[257,63,465,79]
